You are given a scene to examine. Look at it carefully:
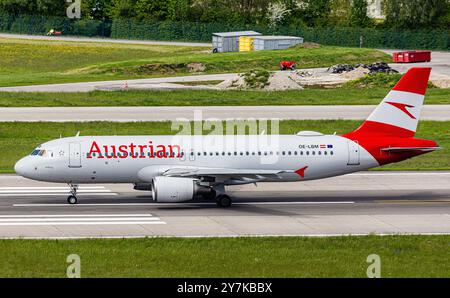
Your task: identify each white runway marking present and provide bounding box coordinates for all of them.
[2,193,117,197]
[13,201,354,207]
[348,172,450,176]
[0,213,165,226]
[0,186,106,190]
[0,186,118,196]
[0,214,154,218]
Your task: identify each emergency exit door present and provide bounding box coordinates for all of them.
[347,140,360,165]
[69,143,82,168]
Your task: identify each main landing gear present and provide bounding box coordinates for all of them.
[67,183,78,205]
[210,185,232,208]
[216,194,232,208]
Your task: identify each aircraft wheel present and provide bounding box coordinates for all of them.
[216,194,232,208]
[67,195,78,205]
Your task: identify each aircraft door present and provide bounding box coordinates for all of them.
[347,140,360,165]
[69,143,82,168]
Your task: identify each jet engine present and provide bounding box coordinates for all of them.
[151,176,215,203]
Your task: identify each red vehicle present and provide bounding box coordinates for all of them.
[280,60,296,70]
[392,51,431,63]
[46,29,62,36]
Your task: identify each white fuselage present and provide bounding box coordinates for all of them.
[14,134,379,184]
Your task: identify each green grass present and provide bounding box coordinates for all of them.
[0,38,206,87]
[0,38,390,87]
[345,72,436,89]
[0,87,449,107]
[0,120,448,173]
[0,235,448,277]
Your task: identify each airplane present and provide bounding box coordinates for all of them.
[14,67,440,207]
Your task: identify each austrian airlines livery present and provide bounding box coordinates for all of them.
[15,68,440,207]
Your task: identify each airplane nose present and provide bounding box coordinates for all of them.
[14,157,30,177]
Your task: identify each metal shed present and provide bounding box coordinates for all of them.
[212,31,262,53]
[253,36,304,51]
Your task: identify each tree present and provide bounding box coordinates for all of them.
[108,0,137,19]
[0,0,37,15]
[81,0,114,20]
[289,0,332,27]
[135,0,168,21]
[348,0,371,27]
[266,1,291,27]
[167,0,190,21]
[384,0,448,29]
[36,0,66,16]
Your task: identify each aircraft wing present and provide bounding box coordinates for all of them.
[161,167,294,184]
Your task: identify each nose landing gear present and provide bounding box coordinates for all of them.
[67,184,78,205]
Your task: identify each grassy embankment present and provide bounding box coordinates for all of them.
[0,87,448,106]
[0,38,389,86]
[0,120,448,173]
[0,235,448,277]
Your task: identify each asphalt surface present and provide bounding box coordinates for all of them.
[0,172,448,238]
[0,105,448,122]
[0,33,211,47]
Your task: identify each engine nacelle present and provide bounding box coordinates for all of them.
[151,176,197,203]
[151,176,215,203]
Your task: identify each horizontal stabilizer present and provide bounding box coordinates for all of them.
[381,147,442,152]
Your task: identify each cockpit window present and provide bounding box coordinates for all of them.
[31,149,46,156]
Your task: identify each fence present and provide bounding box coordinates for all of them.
[0,13,449,50]
[0,13,111,37]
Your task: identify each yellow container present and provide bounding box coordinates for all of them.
[239,36,254,52]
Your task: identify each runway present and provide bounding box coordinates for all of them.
[0,172,449,238]
[0,105,449,122]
